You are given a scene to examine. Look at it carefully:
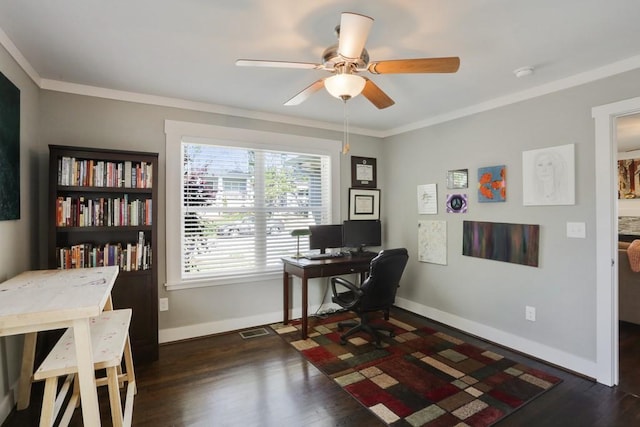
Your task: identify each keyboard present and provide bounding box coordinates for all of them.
[305,253,345,260]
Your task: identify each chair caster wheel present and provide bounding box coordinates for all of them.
[340,338,347,345]
[389,331,395,338]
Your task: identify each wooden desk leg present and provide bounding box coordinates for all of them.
[17,332,37,410]
[301,277,308,340]
[283,271,290,325]
[72,318,101,426]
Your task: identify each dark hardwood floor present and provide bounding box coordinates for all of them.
[4,309,640,426]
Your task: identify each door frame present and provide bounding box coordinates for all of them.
[593,96,640,386]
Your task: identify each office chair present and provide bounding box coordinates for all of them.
[330,248,409,348]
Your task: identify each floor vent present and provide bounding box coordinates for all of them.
[239,328,270,339]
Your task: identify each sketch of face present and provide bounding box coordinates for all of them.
[535,153,555,182]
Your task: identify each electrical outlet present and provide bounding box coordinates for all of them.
[159,297,169,312]
[525,305,536,322]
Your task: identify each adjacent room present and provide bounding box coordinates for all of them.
[1,1,640,425]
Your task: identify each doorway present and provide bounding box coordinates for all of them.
[593,96,640,387]
[615,112,640,394]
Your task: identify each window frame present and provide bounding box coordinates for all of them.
[165,120,342,290]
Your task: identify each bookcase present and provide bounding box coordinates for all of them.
[48,145,159,364]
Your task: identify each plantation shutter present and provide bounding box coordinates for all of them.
[181,142,331,280]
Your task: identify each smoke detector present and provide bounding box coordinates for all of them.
[514,66,534,78]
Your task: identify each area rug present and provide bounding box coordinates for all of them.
[271,312,561,427]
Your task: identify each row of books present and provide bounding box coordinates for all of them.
[56,233,151,271]
[57,157,153,188]
[56,196,152,227]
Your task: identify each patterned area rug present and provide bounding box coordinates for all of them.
[271,312,561,427]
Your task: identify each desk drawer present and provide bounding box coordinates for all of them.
[320,262,368,277]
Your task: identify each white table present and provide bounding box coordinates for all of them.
[0,266,119,426]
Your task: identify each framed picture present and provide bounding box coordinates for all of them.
[618,157,640,199]
[0,71,20,221]
[447,169,468,189]
[522,143,575,206]
[478,165,506,202]
[351,156,377,188]
[349,188,380,220]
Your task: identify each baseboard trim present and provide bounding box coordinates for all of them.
[0,380,18,426]
[159,305,324,343]
[159,298,598,381]
[394,297,597,380]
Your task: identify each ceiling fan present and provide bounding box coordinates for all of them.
[236,12,460,109]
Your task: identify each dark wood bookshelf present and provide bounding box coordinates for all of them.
[48,145,159,364]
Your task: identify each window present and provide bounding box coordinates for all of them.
[165,121,341,290]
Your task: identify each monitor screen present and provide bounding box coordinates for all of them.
[342,220,381,251]
[308,224,343,253]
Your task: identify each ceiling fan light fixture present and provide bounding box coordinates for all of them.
[324,73,366,100]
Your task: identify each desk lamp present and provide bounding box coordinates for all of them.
[290,229,311,259]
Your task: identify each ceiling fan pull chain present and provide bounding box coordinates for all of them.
[342,99,350,155]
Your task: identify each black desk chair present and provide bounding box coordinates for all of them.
[330,248,409,348]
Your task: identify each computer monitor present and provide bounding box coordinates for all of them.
[308,224,343,254]
[342,220,381,253]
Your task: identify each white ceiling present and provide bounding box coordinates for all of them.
[1,0,640,141]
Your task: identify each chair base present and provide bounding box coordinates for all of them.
[337,316,395,348]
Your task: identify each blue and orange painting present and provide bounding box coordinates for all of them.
[478,165,506,203]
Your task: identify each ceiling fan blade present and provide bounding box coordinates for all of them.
[284,79,325,106]
[368,57,460,74]
[337,12,374,60]
[236,59,321,70]
[361,78,395,109]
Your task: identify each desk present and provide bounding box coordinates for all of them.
[0,266,119,426]
[282,255,375,339]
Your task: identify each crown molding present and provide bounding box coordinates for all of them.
[0,26,40,85]
[383,54,640,138]
[38,79,384,138]
[2,26,639,139]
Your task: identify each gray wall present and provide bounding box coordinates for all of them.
[382,68,640,369]
[37,91,384,336]
[0,45,41,420]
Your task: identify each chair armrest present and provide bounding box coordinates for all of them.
[331,277,363,309]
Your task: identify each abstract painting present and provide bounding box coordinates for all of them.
[0,71,20,221]
[462,220,540,267]
[478,165,506,202]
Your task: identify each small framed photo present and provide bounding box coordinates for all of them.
[349,188,380,220]
[351,156,377,188]
[447,169,468,189]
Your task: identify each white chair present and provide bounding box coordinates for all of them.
[33,309,136,427]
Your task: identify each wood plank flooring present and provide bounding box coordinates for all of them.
[3,309,640,426]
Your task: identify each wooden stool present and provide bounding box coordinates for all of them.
[33,309,136,427]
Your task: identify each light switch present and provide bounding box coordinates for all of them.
[566,222,586,238]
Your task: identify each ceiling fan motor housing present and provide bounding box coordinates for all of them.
[322,44,369,70]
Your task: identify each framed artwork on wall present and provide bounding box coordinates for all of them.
[446,194,468,213]
[522,144,575,206]
[349,188,380,220]
[0,71,20,221]
[618,157,640,199]
[417,183,437,214]
[351,156,377,188]
[478,165,506,202]
[447,169,468,189]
